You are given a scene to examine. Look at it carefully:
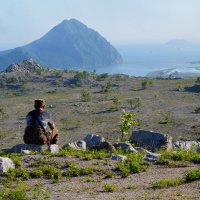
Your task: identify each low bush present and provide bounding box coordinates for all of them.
[0,189,29,200]
[152,177,183,189]
[194,106,200,113]
[64,161,95,177]
[39,165,62,182]
[29,169,43,178]
[103,183,116,192]
[158,149,200,165]
[3,167,29,182]
[116,152,148,178]
[185,168,200,182]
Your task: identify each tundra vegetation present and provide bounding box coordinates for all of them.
[1,67,200,199]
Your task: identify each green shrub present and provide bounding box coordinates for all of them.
[64,161,80,177]
[4,168,29,181]
[194,106,200,113]
[32,182,50,200]
[103,183,116,192]
[158,110,175,124]
[105,171,115,179]
[158,149,200,165]
[151,177,183,189]
[0,190,29,200]
[157,157,190,167]
[196,77,200,84]
[74,71,89,81]
[116,153,148,178]
[79,166,95,176]
[101,81,112,93]
[141,78,153,89]
[96,73,109,81]
[185,168,200,182]
[39,165,61,182]
[80,89,91,102]
[55,70,63,77]
[64,161,95,177]
[110,97,121,111]
[53,79,61,87]
[126,97,142,109]
[29,169,43,178]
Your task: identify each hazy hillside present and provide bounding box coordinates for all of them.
[0,19,122,71]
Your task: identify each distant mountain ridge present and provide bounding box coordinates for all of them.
[0,19,123,71]
[165,39,190,46]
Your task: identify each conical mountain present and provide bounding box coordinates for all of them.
[0,19,123,70]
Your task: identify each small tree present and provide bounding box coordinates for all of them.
[81,89,91,102]
[120,110,140,139]
[127,97,142,109]
[53,79,61,87]
[141,78,153,89]
[101,81,112,93]
[111,97,121,110]
[196,77,200,84]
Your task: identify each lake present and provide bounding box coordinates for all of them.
[87,44,200,76]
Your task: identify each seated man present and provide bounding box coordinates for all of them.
[24,99,59,145]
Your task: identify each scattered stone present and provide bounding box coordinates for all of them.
[21,150,31,155]
[130,130,173,152]
[0,157,15,172]
[48,144,59,153]
[10,144,43,153]
[173,141,200,152]
[143,151,161,162]
[63,140,86,150]
[110,155,127,161]
[83,134,105,148]
[113,142,137,152]
[99,141,116,151]
[49,104,56,108]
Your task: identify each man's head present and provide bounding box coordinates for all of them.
[34,99,45,112]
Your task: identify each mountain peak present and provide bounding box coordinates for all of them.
[0,19,123,70]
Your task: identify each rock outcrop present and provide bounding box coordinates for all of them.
[83,134,105,149]
[130,130,173,152]
[5,59,43,73]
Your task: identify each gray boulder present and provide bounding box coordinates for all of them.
[134,147,161,162]
[99,141,116,152]
[0,157,15,172]
[113,142,137,152]
[109,155,127,161]
[83,134,105,148]
[173,141,200,152]
[10,144,43,153]
[143,151,161,162]
[63,140,86,150]
[130,130,172,152]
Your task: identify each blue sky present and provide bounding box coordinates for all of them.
[0,0,200,50]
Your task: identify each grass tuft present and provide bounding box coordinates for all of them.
[151,177,183,189]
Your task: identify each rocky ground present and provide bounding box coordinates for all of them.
[1,152,199,200]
